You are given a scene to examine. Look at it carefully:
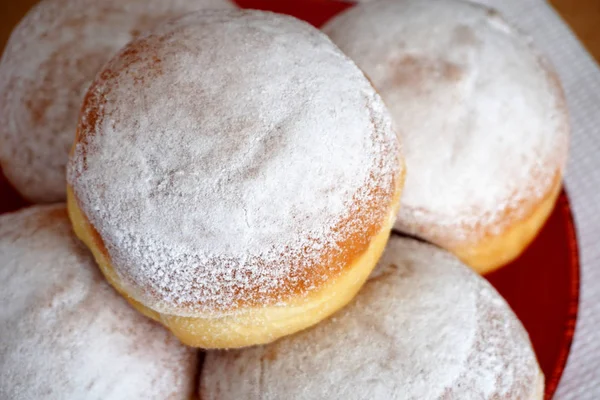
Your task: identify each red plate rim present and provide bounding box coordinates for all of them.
[543,191,580,398]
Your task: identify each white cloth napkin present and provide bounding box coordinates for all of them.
[472,2,600,398]
[343,0,600,396]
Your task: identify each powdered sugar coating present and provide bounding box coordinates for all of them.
[68,10,402,316]
[0,0,235,203]
[0,205,197,400]
[201,236,543,399]
[323,0,569,246]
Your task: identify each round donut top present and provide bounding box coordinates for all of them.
[0,0,235,203]
[201,237,543,399]
[0,205,197,400]
[323,0,569,245]
[68,10,402,316]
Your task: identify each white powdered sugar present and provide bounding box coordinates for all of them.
[68,11,401,315]
[201,237,542,400]
[0,205,198,400]
[323,0,569,245]
[0,0,235,203]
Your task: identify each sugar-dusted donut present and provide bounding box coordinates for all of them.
[0,205,197,400]
[0,0,236,203]
[67,10,404,349]
[323,0,569,273]
[201,236,544,399]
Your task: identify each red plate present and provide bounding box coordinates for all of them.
[0,1,579,398]
[486,191,579,399]
[0,181,578,400]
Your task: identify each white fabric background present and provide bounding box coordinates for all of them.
[344,0,600,396]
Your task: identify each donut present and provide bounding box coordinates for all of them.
[66,10,405,349]
[201,236,544,399]
[323,0,569,273]
[0,0,236,203]
[0,205,197,400]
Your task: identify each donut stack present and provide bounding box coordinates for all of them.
[0,0,568,399]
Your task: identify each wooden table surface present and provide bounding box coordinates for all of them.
[1,0,600,62]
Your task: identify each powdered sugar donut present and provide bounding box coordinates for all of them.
[323,0,569,273]
[67,10,404,349]
[201,236,544,399]
[0,205,197,400]
[0,0,236,203]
